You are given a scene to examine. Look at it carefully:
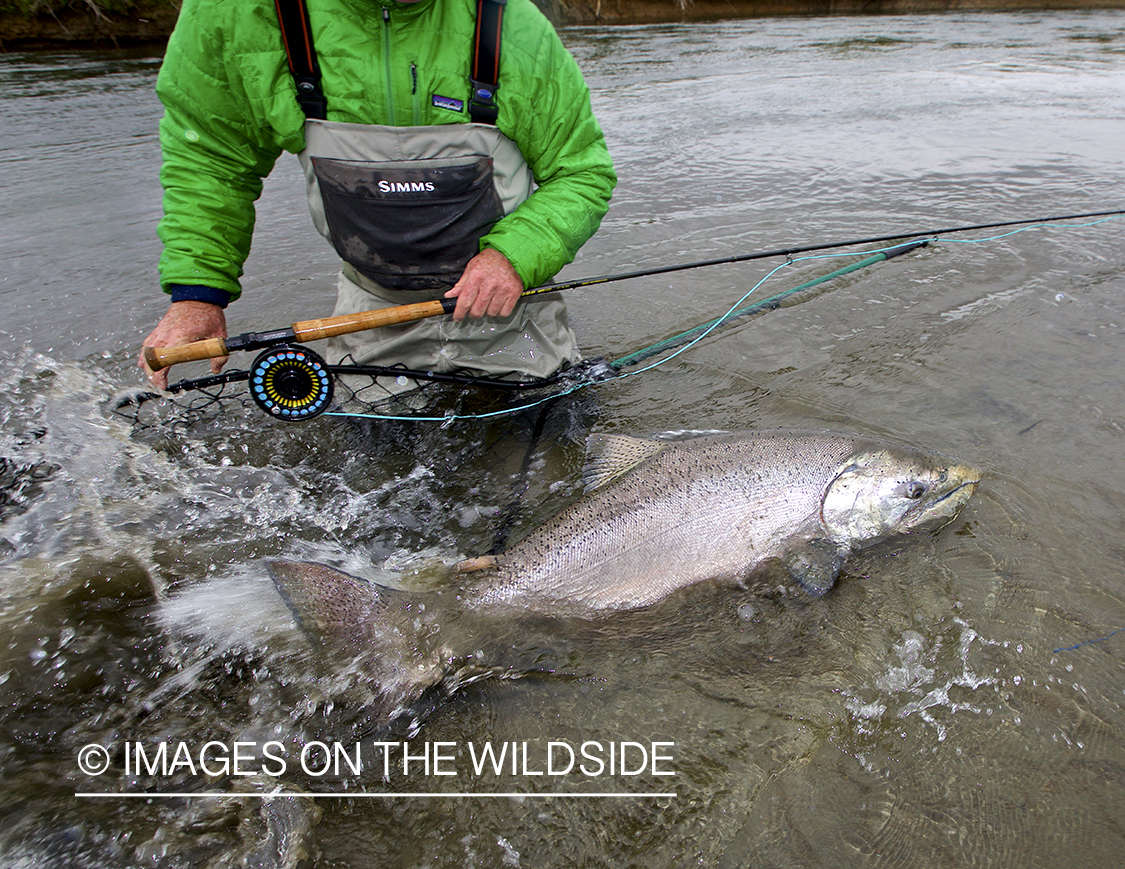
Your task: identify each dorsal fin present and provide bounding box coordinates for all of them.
[582,434,667,493]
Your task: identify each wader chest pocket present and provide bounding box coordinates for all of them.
[311,155,504,291]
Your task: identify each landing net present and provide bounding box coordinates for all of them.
[112,356,616,434]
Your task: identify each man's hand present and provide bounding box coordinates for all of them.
[444,248,524,322]
[139,300,228,390]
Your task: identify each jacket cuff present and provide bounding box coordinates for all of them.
[168,284,232,308]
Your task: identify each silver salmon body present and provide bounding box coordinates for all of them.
[268,430,979,721]
[458,429,980,608]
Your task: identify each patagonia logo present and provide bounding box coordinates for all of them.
[432,94,464,113]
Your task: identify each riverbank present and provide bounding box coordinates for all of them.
[1,0,1123,50]
[0,1,179,50]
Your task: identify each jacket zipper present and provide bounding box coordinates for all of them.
[381,6,395,122]
[411,61,420,125]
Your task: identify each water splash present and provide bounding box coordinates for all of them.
[846,619,1005,743]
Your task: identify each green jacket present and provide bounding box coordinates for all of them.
[156,0,616,302]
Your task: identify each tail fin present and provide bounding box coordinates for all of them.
[267,560,445,718]
[268,561,401,654]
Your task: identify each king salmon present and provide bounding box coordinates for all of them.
[268,430,980,725]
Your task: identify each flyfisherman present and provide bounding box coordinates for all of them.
[140,0,616,390]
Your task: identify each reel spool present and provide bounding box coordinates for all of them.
[249,345,334,421]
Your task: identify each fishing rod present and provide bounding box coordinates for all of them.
[142,208,1125,374]
[531,209,1125,293]
[135,209,1122,420]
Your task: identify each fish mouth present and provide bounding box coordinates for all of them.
[910,463,982,531]
[937,465,982,501]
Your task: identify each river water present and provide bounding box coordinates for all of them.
[3,9,1125,868]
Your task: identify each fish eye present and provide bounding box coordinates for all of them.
[905,481,927,500]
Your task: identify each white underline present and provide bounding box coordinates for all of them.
[76,791,677,799]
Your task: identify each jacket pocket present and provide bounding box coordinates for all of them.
[311,154,504,291]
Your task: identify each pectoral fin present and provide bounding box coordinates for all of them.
[779,538,845,597]
[456,555,499,573]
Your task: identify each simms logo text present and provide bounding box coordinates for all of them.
[378,180,436,193]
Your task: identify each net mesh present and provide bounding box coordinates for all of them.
[110,356,617,433]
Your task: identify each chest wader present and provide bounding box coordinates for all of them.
[275,0,580,388]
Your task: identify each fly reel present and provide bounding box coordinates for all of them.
[249,345,334,421]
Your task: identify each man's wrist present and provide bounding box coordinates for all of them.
[168,284,231,308]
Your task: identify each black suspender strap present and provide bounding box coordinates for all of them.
[469,0,506,125]
[274,0,328,120]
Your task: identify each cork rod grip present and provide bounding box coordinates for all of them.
[142,298,454,372]
[290,299,451,341]
[143,337,230,372]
